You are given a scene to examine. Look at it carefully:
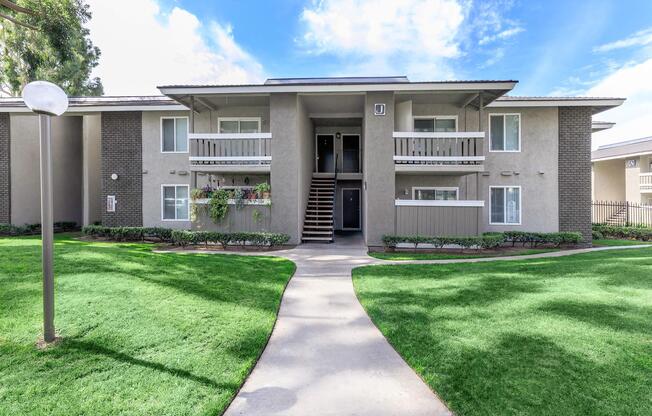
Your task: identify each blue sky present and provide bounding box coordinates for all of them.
[86,0,652,146]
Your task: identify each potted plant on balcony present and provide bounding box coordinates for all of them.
[254,182,271,200]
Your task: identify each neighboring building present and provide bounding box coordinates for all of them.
[592,136,652,206]
[0,76,624,246]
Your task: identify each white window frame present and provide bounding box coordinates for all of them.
[488,113,521,152]
[217,117,261,134]
[161,184,190,221]
[489,185,522,225]
[160,117,189,153]
[412,115,459,132]
[411,186,459,200]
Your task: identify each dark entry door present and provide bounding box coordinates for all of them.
[317,135,334,173]
[342,135,360,173]
[342,188,360,230]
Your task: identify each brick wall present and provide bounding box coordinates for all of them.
[0,114,10,224]
[558,107,592,243]
[101,112,143,226]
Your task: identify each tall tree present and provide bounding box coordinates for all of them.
[0,0,102,96]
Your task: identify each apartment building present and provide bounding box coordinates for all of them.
[0,76,624,246]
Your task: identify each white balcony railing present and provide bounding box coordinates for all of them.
[393,131,484,166]
[189,133,272,167]
[641,173,652,193]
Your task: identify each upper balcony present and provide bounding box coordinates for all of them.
[641,173,652,193]
[393,131,485,173]
[189,132,272,173]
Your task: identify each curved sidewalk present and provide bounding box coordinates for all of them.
[223,235,452,416]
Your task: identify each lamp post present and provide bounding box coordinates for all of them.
[21,81,69,344]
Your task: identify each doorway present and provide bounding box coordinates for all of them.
[316,134,335,173]
[342,134,360,173]
[341,188,361,230]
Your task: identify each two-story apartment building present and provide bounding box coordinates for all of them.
[0,76,624,246]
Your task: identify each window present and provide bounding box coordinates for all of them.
[162,185,189,221]
[490,186,521,225]
[413,116,457,133]
[218,118,261,134]
[161,117,188,153]
[413,187,459,201]
[489,114,520,151]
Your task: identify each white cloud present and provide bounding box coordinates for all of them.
[588,58,652,147]
[593,27,652,53]
[478,26,524,45]
[86,0,264,95]
[299,0,465,79]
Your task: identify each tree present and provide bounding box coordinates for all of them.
[0,0,102,96]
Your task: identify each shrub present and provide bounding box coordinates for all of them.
[593,224,652,241]
[381,234,506,251]
[171,230,194,247]
[142,227,173,242]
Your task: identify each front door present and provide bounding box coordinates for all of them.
[342,134,360,173]
[342,188,360,230]
[316,134,334,173]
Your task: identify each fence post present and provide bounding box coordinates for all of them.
[626,201,630,226]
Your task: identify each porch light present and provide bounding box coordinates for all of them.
[21,80,69,345]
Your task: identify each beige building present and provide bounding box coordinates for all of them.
[0,76,624,246]
[592,136,652,206]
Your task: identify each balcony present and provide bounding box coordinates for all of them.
[393,131,485,173]
[641,173,652,193]
[189,132,272,173]
[395,199,484,236]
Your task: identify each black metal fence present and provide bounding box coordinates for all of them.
[592,201,652,227]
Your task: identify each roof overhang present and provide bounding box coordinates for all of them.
[0,96,187,114]
[592,136,652,161]
[592,121,615,133]
[489,97,625,114]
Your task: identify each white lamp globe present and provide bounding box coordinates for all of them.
[21,81,69,116]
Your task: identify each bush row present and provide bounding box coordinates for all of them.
[0,222,77,236]
[501,231,583,247]
[81,225,290,248]
[592,224,652,241]
[170,230,290,248]
[382,231,583,250]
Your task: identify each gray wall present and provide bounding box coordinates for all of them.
[192,204,271,232]
[395,206,481,236]
[395,174,478,200]
[558,107,593,242]
[0,114,9,223]
[363,91,395,246]
[480,107,559,233]
[10,114,83,225]
[82,115,102,226]
[101,112,142,227]
[298,97,314,238]
[142,110,191,229]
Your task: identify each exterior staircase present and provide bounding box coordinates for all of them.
[301,174,335,242]
[606,207,628,225]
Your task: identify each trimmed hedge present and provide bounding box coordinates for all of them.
[0,222,77,236]
[82,225,290,248]
[592,224,652,241]
[382,231,583,251]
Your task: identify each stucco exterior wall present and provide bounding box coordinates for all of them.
[625,159,642,204]
[142,110,192,229]
[270,94,301,244]
[298,97,314,236]
[480,106,559,233]
[10,114,83,225]
[363,91,395,246]
[592,159,625,201]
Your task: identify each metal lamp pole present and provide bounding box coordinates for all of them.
[22,81,68,344]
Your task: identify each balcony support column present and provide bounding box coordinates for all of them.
[189,96,196,189]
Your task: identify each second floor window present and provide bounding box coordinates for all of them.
[161,117,188,153]
[413,116,457,132]
[413,187,458,201]
[490,114,520,152]
[218,118,261,134]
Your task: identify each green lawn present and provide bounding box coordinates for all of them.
[0,234,295,416]
[593,238,652,246]
[353,248,652,416]
[369,248,558,261]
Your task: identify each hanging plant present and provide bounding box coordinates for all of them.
[233,188,246,210]
[252,208,263,224]
[209,189,230,224]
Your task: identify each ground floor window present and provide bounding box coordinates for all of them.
[162,185,189,220]
[490,186,521,224]
[412,187,458,200]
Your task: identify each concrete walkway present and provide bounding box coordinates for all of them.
[166,238,651,415]
[223,234,452,416]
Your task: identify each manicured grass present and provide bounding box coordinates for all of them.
[593,238,652,246]
[0,234,295,415]
[353,248,652,416]
[369,248,558,261]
